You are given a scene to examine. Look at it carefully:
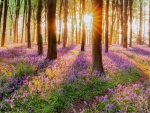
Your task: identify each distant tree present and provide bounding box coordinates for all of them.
[109,0,116,45]
[149,0,150,47]
[27,0,31,48]
[120,0,123,46]
[0,0,4,27]
[138,0,142,45]
[1,0,8,47]
[129,0,133,47]
[123,0,128,48]
[63,0,68,48]
[105,0,109,52]
[21,0,27,44]
[81,0,86,51]
[92,0,104,73]
[37,0,43,54]
[46,0,57,60]
[14,0,20,43]
[58,0,63,45]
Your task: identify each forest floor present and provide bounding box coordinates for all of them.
[0,44,150,113]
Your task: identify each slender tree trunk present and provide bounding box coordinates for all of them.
[149,0,150,47]
[58,0,63,44]
[14,0,20,43]
[139,0,142,45]
[37,0,43,54]
[45,0,47,43]
[81,0,86,51]
[21,0,27,44]
[27,0,31,48]
[105,0,109,52]
[123,0,128,48]
[74,0,78,44]
[109,0,115,45]
[92,0,104,73]
[0,0,4,27]
[63,0,68,48]
[46,0,57,60]
[1,0,8,47]
[71,10,74,43]
[120,0,123,46]
[129,0,133,47]
[79,0,82,44]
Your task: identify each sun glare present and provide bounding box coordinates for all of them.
[83,14,93,24]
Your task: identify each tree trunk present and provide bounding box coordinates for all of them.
[37,0,43,55]
[149,0,150,47]
[120,0,123,46]
[0,0,4,27]
[63,0,68,48]
[14,0,20,43]
[129,0,133,47]
[21,0,27,44]
[27,0,31,48]
[109,0,115,45]
[46,0,57,60]
[123,0,128,48]
[81,0,86,51]
[92,0,104,73]
[139,0,142,45]
[105,0,109,52]
[58,0,63,44]
[1,0,8,47]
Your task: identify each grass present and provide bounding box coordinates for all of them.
[0,66,142,113]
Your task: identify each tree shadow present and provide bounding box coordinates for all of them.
[103,51,136,72]
[127,47,150,57]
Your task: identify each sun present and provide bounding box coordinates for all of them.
[83,14,93,25]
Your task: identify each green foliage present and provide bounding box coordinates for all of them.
[4,67,142,113]
[14,62,34,78]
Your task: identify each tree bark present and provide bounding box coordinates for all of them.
[105,0,109,52]
[14,0,20,43]
[123,0,128,48]
[21,0,27,44]
[129,0,133,47]
[58,0,63,44]
[120,0,123,46]
[37,0,43,55]
[63,0,68,48]
[149,0,150,46]
[81,0,86,51]
[27,0,31,48]
[1,0,8,47]
[0,0,4,27]
[139,0,142,45]
[92,0,104,73]
[46,0,57,60]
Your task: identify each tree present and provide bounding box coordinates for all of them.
[27,0,31,48]
[37,0,43,54]
[1,0,8,47]
[14,0,20,43]
[138,0,142,45]
[63,0,68,48]
[123,0,128,48]
[92,0,104,73]
[81,0,86,51]
[0,0,4,27]
[129,0,133,47]
[58,0,63,44]
[149,0,150,47]
[105,0,109,52]
[21,0,27,43]
[120,0,123,46]
[46,0,57,60]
